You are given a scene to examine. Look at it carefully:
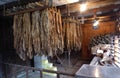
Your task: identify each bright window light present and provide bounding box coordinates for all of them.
[80,3,87,12]
[93,20,99,26]
[93,19,99,29]
[95,68,99,77]
[67,0,79,3]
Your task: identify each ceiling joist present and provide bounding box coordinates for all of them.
[61,3,120,20]
[0,0,119,21]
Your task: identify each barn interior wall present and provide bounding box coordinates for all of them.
[81,21,116,59]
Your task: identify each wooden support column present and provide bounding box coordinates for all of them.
[0,54,2,78]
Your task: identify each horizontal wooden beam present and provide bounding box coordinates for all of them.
[58,0,120,18]
[78,11,120,24]
[0,0,43,10]
[61,4,120,17]
[4,5,48,16]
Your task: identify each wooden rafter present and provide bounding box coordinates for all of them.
[61,4,120,19]
[58,0,120,18]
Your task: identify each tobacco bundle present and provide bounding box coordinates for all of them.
[13,8,82,60]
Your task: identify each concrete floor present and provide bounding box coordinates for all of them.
[7,52,90,78]
[13,59,89,78]
[16,71,56,78]
[8,59,89,78]
[49,54,90,78]
[55,59,90,78]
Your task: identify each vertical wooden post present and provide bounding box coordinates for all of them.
[68,51,71,67]
[3,5,5,16]
[5,64,7,78]
[40,70,43,78]
[14,65,17,78]
[49,0,53,7]
[26,69,28,78]
[57,74,60,78]
[0,55,2,78]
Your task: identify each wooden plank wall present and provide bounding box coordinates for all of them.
[81,21,116,59]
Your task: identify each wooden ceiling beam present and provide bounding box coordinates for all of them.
[0,0,43,10]
[58,0,120,16]
[4,5,48,16]
[80,10,120,22]
[61,4,120,18]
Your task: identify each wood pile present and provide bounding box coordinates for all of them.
[13,8,82,60]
